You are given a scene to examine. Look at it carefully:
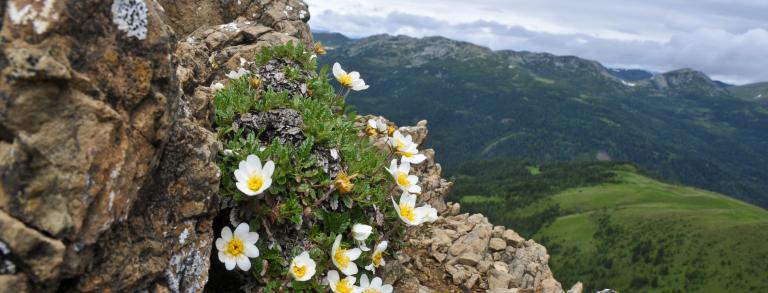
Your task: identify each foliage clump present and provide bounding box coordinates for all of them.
[211,42,409,290]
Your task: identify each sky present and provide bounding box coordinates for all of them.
[305,0,768,84]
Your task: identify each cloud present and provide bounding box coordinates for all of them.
[306,0,768,84]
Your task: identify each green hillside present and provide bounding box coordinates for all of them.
[315,32,768,207]
[729,81,768,102]
[448,160,768,293]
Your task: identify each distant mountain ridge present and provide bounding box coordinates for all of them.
[315,32,768,207]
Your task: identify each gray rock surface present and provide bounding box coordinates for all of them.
[1,0,310,291]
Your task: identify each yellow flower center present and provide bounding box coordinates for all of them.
[336,279,353,293]
[334,247,350,268]
[339,74,353,88]
[363,289,380,293]
[247,175,263,191]
[335,172,355,193]
[396,172,410,186]
[402,151,413,158]
[387,126,396,136]
[292,263,307,278]
[249,77,261,88]
[399,204,415,222]
[372,252,383,266]
[366,126,378,136]
[225,237,245,257]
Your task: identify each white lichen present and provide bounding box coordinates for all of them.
[7,0,60,34]
[178,228,189,245]
[108,191,116,211]
[112,0,148,40]
[219,22,239,33]
[0,240,10,255]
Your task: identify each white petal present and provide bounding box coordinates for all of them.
[408,184,422,194]
[399,161,411,173]
[371,277,382,288]
[365,263,375,272]
[245,245,259,258]
[262,160,275,177]
[346,248,362,260]
[391,197,400,214]
[344,276,357,287]
[234,169,248,183]
[244,231,259,244]
[224,258,236,270]
[217,251,226,263]
[408,154,427,164]
[246,154,262,172]
[341,262,358,276]
[349,71,360,79]
[400,192,416,207]
[236,256,251,271]
[326,270,340,285]
[215,238,225,250]
[234,223,250,237]
[377,241,389,252]
[360,274,370,287]
[332,62,345,79]
[359,243,371,252]
[407,175,419,186]
[238,160,252,175]
[367,119,377,128]
[221,227,233,241]
[381,285,393,293]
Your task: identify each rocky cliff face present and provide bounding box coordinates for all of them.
[0,1,575,292]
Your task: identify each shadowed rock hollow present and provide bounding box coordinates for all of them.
[0,0,579,292]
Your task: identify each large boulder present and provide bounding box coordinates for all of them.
[0,0,310,291]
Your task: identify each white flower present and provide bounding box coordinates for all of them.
[226,68,250,79]
[367,119,387,132]
[215,223,259,271]
[352,223,373,251]
[390,131,426,164]
[358,274,393,293]
[385,159,421,194]
[392,191,438,226]
[333,62,369,91]
[331,235,362,276]
[364,241,388,273]
[326,270,358,293]
[211,82,225,91]
[289,251,317,281]
[234,154,274,196]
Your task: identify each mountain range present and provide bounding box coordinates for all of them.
[315,32,768,208]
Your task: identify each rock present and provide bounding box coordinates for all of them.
[490,237,507,251]
[494,261,510,273]
[449,202,461,215]
[0,209,65,283]
[0,0,310,291]
[503,229,526,247]
[457,253,482,266]
[0,275,29,292]
[489,269,513,289]
[488,289,519,293]
[464,273,480,289]
[541,278,564,293]
[567,282,583,293]
[449,223,492,256]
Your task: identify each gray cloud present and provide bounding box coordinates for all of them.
[306,0,768,84]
